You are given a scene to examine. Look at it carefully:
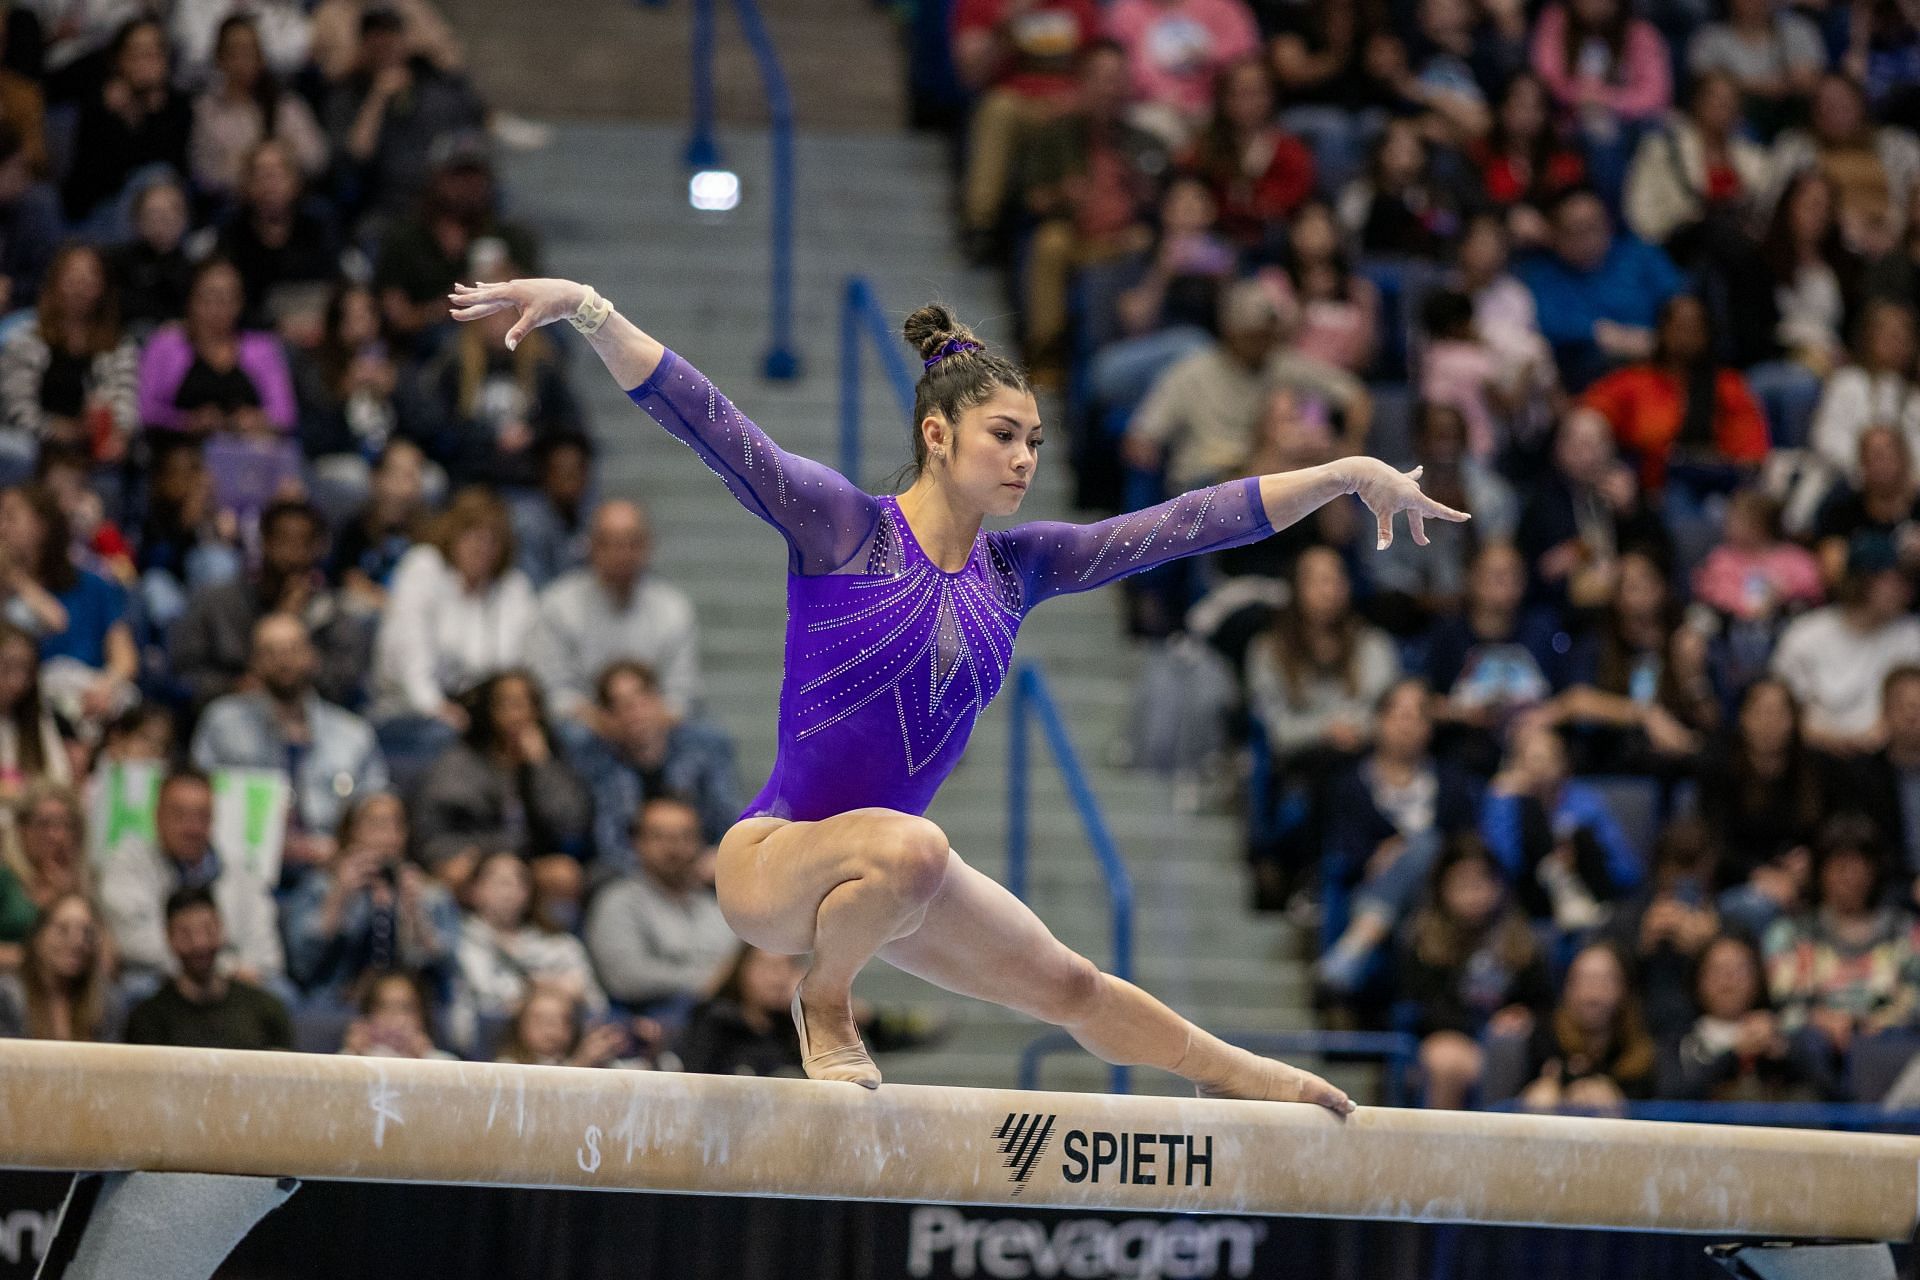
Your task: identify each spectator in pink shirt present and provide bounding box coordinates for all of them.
[1693,488,1825,623]
[1105,0,1259,140]
[1530,0,1672,127]
[1530,0,1670,204]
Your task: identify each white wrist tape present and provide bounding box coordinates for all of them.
[568,288,614,335]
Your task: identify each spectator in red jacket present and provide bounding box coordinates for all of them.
[1580,294,1770,494]
[1182,57,1313,252]
[952,0,1102,253]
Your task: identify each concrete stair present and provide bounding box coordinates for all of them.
[488,117,1351,1095]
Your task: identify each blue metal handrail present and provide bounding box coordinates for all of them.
[838,276,919,482]
[1019,1028,1420,1103]
[684,0,798,380]
[1007,661,1135,1095]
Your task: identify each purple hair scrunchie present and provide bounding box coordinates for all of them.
[923,339,983,370]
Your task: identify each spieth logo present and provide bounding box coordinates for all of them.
[994,1112,1060,1195]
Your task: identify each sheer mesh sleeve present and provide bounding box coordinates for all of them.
[626,350,882,575]
[1000,476,1273,612]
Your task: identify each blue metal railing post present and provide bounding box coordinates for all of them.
[839,278,864,483]
[684,0,718,168]
[1009,662,1132,1095]
[1007,667,1031,903]
[837,276,923,481]
[730,0,798,380]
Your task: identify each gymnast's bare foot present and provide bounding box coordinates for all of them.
[1195,1051,1355,1115]
[791,989,881,1089]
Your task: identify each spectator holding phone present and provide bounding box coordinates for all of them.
[280,791,458,1003]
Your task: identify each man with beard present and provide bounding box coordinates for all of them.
[124,886,293,1050]
[191,612,388,880]
[566,659,739,871]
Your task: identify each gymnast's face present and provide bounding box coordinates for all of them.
[927,386,1043,518]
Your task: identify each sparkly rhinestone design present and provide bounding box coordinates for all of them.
[626,349,1273,821]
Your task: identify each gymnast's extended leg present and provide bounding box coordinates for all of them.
[880,850,1354,1111]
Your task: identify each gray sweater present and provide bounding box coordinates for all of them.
[584,872,736,1007]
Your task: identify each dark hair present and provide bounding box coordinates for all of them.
[1884,663,1920,703]
[104,701,173,754]
[186,254,244,323]
[0,621,50,776]
[1283,198,1353,295]
[535,429,595,468]
[1551,939,1657,1086]
[495,986,584,1065]
[900,303,1030,484]
[1811,812,1890,902]
[108,16,164,70]
[1760,171,1851,301]
[462,669,550,752]
[1730,677,1825,836]
[317,278,378,393]
[628,790,699,838]
[360,7,406,37]
[1650,815,1718,883]
[1546,183,1606,220]
[1652,294,1720,451]
[216,15,284,139]
[1414,399,1470,445]
[35,243,121,357]
[260,496,326,543]
[0,119,22,168]
[1076,36,1127,67]
[1690,932,1772,1014]
[336,789,406,846]
[159,767,213,803]
[1488,71,1556,166]
[595,658,660,707]
[1419,288,1476,341]
[1374,674,1432,717]
[164,884,218,924]
[1594,548,1681,700]
[1409,834,1539,971]
[4,483,75,593]
[1267,546,1361,706]
[708,941,796,1012]
[1560,0,1631,85]
[352,968,433,1025]
[1194,56,1272,178]
[33,440,91,483]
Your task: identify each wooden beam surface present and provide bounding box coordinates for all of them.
[2,1041,1915,1240]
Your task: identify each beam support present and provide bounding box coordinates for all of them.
[33,1172,295,1280]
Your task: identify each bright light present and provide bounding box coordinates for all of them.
[689,169,740,212]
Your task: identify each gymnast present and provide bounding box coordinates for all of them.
[448,278,1466,1109]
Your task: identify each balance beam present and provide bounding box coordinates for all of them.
[2,1041,1916,1241]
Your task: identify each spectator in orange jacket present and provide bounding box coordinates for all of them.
[1580,294,1770,493]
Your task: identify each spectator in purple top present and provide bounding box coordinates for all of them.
[136,257,297,436]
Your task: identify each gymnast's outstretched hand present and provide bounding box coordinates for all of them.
[449,278,589,349]
[1337,457,1471,551]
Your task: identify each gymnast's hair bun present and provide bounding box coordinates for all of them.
[903,303,983,364]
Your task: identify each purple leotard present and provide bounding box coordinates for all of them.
[628,350,1274,823]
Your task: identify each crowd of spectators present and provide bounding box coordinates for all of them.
[951,0,1920,1107]
[0,0,826,1081]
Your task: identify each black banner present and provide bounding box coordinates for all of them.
[0,1172,1854,1280]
